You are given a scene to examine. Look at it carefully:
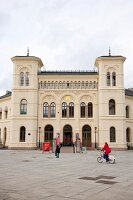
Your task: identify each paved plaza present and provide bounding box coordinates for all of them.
[0,150,133,200]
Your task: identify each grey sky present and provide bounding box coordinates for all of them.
[0,0,133,95]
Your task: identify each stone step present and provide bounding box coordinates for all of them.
[60,146,74,153]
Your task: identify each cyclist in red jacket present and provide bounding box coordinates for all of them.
[101,142,111,162]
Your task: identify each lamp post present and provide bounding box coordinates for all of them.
[38,127,41,149]
[94,127,97,149]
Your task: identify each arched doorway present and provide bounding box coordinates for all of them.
[44,125,53,147]
[82,125,91,147]
[63,125,72,146]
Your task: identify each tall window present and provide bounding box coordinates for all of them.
[88,102,93,117]
[20,126,26,142]
[110,127,116,142]
[109,99,115,115]
[62,102,67,118]
[43,102,49,117]
[107,72,110,86]
[20,99,27,114]
[20,72,24,86]
[112,72,116,86]
[50,102,56,117]
[126,106,129,118]
[25,72,29,86]
[80,102,86,118]
[69,102,74,117]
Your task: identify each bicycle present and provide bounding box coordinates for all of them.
[97,151,115,164]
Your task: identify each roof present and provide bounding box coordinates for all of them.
[125,89,133,97]
[11,56,44,67]
[0,91,12,100]
[38,70,98,75]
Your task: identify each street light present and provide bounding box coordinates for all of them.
[94,127,97,149]
[38,127,41,149]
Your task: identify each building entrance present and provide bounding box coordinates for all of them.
[82,125,91,148]
[63,125,72,146]
[44,125,53,147]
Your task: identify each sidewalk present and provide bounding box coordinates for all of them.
[0,150,133,200]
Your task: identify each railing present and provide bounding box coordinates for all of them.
[38,81,98,90]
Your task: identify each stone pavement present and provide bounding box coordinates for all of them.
[0,150,133,200]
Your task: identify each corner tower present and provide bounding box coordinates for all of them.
[95,55,126,149]
[9,55,43,149]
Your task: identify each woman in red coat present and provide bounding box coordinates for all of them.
[101,142,111,162]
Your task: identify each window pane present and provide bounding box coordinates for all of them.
[88,103,93,117]
[50,103,56,117]
[20,99,27,114]
[43,103,49,117]
[107,72,110,86]
[69,102,74,117]
[109,99,115,115]
[62,102,67,118]
[81,102,86,118]
[25,72,29,86]
[112,72,116,86]
[110,127,116,142]
[20,72,24,86]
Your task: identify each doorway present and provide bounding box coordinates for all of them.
[82,125,91,147]
[63,125,72,146]
[44,125,53,147]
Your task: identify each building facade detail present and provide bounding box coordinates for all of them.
[0,54,133,150]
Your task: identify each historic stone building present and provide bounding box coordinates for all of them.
[0,53,133,150]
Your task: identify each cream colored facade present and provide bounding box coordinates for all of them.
[0,54,133,150]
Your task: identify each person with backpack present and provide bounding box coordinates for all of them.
[101,142,111,162]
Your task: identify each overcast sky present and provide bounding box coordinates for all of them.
[0,0,133,95]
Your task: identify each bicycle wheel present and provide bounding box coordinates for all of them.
[109,155,115,164]
[97,156,103,163]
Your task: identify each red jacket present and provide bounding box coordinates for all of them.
[102,144,111,154]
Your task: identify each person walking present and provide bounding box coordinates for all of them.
[55,134,61,158]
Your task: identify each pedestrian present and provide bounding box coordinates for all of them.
[55,134,61,158]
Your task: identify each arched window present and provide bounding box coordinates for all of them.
[126,128,130,142]
[50,102,56,117]
[126,106,129,118]
[110,127,116,142]
[109,99,115,115]
[69,102,74,118]
[43,102,49,117]
[62,102,67,118]
[80,102,86,118]
[25,72,29,86]
[20,99,27,114]
[20,72,24,86]
[112,72,116,86]
[107,72,110,86]
[88,102,93,117]
[20,126,26,142]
